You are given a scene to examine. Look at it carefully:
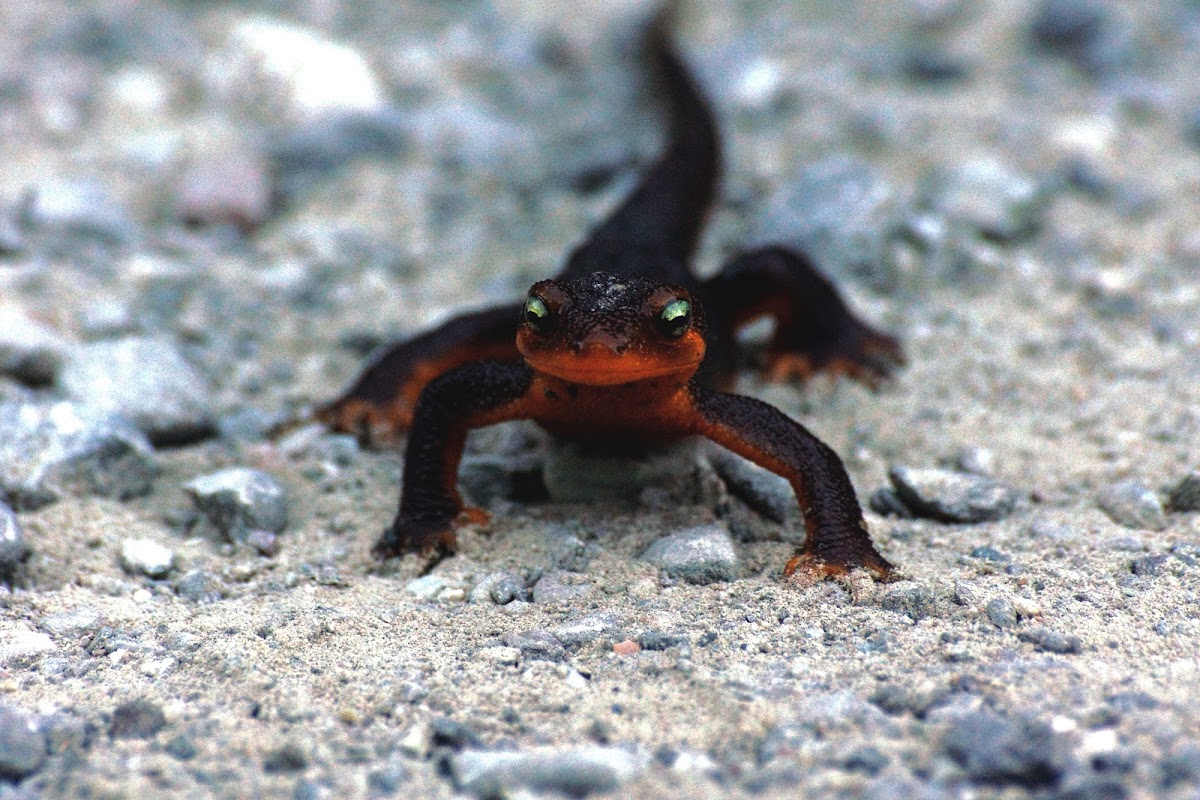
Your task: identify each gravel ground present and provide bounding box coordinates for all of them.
[2,0,1200,798]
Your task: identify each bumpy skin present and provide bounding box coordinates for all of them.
[320,19,903,580]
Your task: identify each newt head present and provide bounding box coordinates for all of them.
[516,271,706,386]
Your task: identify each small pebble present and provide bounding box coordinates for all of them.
[451,746,646,798]
[184,467,288,544]
[612,640,641,656]
[269,110,409,204]
[477,646,520,666]
[58,337,216,445]
[0,307,68,385]
[207,18,385,122]
[640,523,738,585]
[1029,0,1129,78]
[119,538,175,579]
[468,572,527,605]
[262,741,308,773]
[1018,627,1082,654]
[942,711,1069,788]
[888,466,1018,523]
[0,401,158,510]
[551,614,622,648]
[1130,554,1170,577]
[176,149,271,233]
[880,585,937,621]
[1012,597,1042,618]
[0,503,30,580]
[109,700,166,740]
[405,576,449,602]
[1167,472,1200,512]
[531,571,592,605]
[0,705,46,780]
[20,179,135,245]
[1097,480,1167,531]
[969,545,1011,563]
[920,158,1045,243]
[986,597,1019,628]
[503,630,565,662]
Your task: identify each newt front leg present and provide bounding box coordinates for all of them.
[374,358,533,560]
[690,386,893,580]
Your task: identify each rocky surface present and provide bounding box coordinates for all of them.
[1,0,1199,798]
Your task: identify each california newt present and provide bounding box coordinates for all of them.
[317,18,903,581]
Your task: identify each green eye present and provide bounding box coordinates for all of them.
[523,295,554,334]
[657,298,691,339]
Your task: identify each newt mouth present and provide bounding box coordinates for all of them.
[525,355,702,386]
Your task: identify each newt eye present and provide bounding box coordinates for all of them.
[523,295,555,335]
[657,298,691,339]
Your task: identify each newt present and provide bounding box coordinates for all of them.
[317,18,903,581]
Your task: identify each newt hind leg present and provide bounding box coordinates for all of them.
[316,304,522,445]
[707,246,903,389]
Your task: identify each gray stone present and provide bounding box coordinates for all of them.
[641,524,738,585]
[184,468,288,543]
[0,401,158,510]
[0,706,46,780]
[503,630,565,662]
[119,538,175,579]
[20,179,135,245]
[0,502,30,579]
[920,158,1046,243]
[749,155,906,289]
[468,572,527,605]
[888,466,1018,523]
[531,571,592,604]
[709,450,792,523]
[1168,472,1200,512]
[1129,554,1170,577]
[59,337,216,445]
[1029,0,1131,79]
[986,597,1019,628]
[1097,480,1167,531]
[1018,627,1082,654]
[551,614,623,648]
[0,309,68,385]
[451,746,646,798]
[942,711,1069,788]
[109,700,166,739]
[881,585,938,621]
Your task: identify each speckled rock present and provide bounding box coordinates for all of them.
[750,155,906,289]
[19,178,135,245]
[641,523,738,585]
[1028,0,1132,78]
[888,466,1019,523]
[1097,480,1167,531]
[0,705,46,780]
[920,158,1046,243]
[942,711,1070,788]
[109,700,166,740]
[0,502,30,580]
[0,401,158,510]
[1167,472,1200,512]
[58,337,216,445]
[206,17,385,122]
[451,746,646,798]
[709,449,792,524]
[183,467,288,544]
[119,538,175,579]
[0,307,68,385]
